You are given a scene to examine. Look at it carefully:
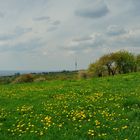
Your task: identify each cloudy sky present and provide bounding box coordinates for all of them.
[0,0,140,71]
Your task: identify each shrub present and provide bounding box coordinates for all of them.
[12,74,34,84]
[78,70,88,79]
[88,50,139,77]
[88,62,106,77]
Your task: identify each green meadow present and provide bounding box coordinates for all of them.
[0,72,140,140]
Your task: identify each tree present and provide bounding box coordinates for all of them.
[113,50,136,74]
[98,53,117,76]
[136,54,140,71]
[88,62,106,77]
[88,50,138,77]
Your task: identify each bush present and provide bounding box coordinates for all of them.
[88,50,139,77]
[88,62,106,77]
[78,70,88,79]
[12,74,34,84]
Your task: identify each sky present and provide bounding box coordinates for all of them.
[0,0,140,71]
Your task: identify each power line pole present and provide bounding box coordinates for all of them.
[75,60,77,71]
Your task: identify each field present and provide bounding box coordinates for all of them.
[0,73,140,140]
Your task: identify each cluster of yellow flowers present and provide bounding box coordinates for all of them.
[70,110,86,121]
[0,84,132,139]
[41,116,52,127]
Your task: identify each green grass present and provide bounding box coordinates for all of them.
[0,72,140,140]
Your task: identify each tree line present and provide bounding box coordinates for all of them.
[87,50,140,77]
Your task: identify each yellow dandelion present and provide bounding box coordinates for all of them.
[122,126,128,129]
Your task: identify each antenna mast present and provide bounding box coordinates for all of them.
[75,60,77,71]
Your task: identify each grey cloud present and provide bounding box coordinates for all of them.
[0,12,4,18]
[52,20,61,26]
[111,35,140,48]
[131,0,140,15]
[10,39,43,52]
[0,27,32,41]
[105,28,140,49]
[106,25,128,36]
[47,26,58,32]
[0,0,140,71]
[73,36,92,42]
[119,0,140,16]
[132,0,140,9]
[75,3,109,18]
[0,34,15,41]
[0,38,43,53]
[33,16,50,21]
[63,26,140,54]
[47,20,61,32]
[15,26,32,36]
[63,34,104,53]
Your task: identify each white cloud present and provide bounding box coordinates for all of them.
[63,25,140,56]
[0,0,140,71]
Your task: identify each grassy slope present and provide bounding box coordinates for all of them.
[0,72,140,140]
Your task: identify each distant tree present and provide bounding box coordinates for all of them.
[136,54,140,71]
[88,50,138,77]
[98,53,117,76]
[14,73,20,76]
[88,62,106,77]
[113,50,136,74]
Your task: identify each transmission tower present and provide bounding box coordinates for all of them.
[75,60,77,71]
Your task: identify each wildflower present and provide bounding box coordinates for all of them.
[113,128,118,131]
[102,133,107,136]
[88,129,94,136]
[122,126,128,129]
[58,124,63,128]
[40,131,43,136]
[95,120,100,125]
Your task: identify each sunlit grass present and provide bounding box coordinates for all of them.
[0,72,140,140]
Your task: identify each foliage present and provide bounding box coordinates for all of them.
[136,54,140,71]
[0,71,78,85]
[0,72,140,139]
[12,74,34,84]
[113,50,136,74]
[78,70,88,79]
[98,53,117,76]
[88,62,106,77]
[88,50,139,77]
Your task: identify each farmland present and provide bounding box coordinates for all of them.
[0,72,140,140]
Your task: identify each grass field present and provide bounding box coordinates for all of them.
[0,73,140,140]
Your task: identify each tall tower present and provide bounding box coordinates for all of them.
[75,60,77,71]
